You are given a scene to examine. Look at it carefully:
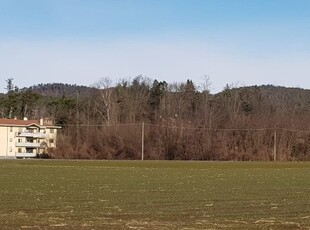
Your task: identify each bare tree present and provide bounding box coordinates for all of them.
[93,77,114,125]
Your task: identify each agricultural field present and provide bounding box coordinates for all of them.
[0,160,309,229]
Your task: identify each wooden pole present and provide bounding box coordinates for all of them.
[141,122,144,161]
[76,90,79,153]
[273,129,277,161]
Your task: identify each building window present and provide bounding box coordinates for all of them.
[18,148,22,153]
[18,139,22,143]
[9,147,12,152]
[26,138,34,143]
[50,129,54,134]
[49,139,54,144]
[26,129,34,133]
[9,138,13,142]
[10,127,13,132]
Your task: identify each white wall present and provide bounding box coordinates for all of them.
[0,127,8,157]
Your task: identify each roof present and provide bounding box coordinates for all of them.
[0,118,61,128]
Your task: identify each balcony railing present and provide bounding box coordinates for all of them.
[15,152,37,158]
[15,142,41,148]
[16,132,46,138]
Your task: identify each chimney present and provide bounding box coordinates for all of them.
[40,118,44,126]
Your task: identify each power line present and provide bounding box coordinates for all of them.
[56,122,310,133]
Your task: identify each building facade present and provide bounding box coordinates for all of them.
[0,118,61,158]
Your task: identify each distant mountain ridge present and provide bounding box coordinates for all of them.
[20,82,310,121]
[21,83,98,97]
[22,82,310,98]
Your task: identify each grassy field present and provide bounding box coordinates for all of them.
[0,160,309,229]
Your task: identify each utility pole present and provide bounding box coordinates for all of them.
[76,90,79,154]
[273,129,277,162]
[141,122,144,161]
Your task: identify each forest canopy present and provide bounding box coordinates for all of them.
[1,77,310,161]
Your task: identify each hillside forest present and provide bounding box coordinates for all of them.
[1,77,310,161]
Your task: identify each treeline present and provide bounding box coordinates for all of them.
[1,77,310,160]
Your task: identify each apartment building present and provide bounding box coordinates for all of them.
[0,118,61,158]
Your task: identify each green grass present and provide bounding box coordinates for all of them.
[0,160,309,229]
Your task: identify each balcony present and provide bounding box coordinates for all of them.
[15,152,37,158]
[15,142,41,148]
[16,132,46,138]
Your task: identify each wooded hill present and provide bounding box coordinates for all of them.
[1,77,310,160]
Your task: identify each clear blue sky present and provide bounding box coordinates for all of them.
[1,0,310,92]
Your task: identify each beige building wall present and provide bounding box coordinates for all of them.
[8,126,17,157]
[0,123,59,158]
[46,128,57,148]
[0,127,8,157]
[0,126,17,158]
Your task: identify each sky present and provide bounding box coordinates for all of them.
[0,0,310,93]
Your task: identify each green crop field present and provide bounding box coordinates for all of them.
[0,160,309,229]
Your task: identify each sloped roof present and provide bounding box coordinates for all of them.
[0,118,61,128]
